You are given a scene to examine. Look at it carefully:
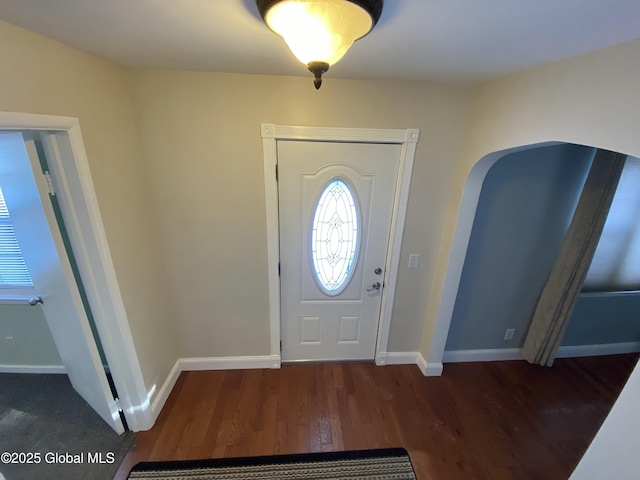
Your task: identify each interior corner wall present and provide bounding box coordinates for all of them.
[0,20,177,394]
[420,37,640,360]
[126,70,471,358]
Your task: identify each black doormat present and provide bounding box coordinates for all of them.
[128,448,416,479]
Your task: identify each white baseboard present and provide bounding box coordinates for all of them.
[422,361,443,377]
[382,351,443,377]
[150,359,181,423]
[0,364,66,374]
[443,341,640,363]
[385,352,420,365]
[555,341,640,358]
[443,348,522,363]
[269,354,281,369]
[180,355,275,371]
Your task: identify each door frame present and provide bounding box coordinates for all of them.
[261,124,420,367]
[0,111,152,431]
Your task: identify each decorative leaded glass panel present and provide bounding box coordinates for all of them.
[310,178,359,295]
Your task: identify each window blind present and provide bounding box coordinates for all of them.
[0,186,33,287]
[583,156,640,292]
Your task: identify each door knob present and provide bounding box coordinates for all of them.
[28,296,43,306]
[366,282,381,291]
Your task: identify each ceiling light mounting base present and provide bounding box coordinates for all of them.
[308,61,330,90]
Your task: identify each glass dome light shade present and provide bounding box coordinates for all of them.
[263,0,374,66]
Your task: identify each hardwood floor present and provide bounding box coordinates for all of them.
[115,354,638,480]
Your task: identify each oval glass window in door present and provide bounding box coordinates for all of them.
[310,178,360,295]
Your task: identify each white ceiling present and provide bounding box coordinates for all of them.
[1,0,639,85]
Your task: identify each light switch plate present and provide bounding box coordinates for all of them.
[408,254,420,269]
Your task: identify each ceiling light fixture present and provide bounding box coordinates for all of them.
[257,0,383,89]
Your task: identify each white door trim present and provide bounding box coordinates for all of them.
[0,111,152,431]
[261,124,420,367]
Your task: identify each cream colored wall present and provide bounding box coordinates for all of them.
[0,305,62,366]
[4,12,637,379]
[127,70,470,357]
[420,37,640,359]
[0,20,177,392]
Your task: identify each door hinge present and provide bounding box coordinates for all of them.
[280,340,282,351]
[275,164,278,181]
[43,171,56,196]
[278,262,281,276]
[114,397,123,413]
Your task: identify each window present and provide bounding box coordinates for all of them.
[0,185,33,288]
[583,156,640,292]
[310,178,359,295]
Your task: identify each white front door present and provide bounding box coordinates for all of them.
[0,132,124,433]
[278,140,401,362]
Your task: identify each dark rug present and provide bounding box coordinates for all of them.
[128,448,416,479]
[0,373,134,480]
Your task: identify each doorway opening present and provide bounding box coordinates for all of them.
[0,130,124,432]
[428,142,640,367]
[0,111,152,433]
[261,124,420,367]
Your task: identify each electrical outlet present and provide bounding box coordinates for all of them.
[408,254,420,269]
[5,336,17,348]
[504,329,515,341]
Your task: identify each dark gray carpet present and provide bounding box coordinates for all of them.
[0,373,134,480]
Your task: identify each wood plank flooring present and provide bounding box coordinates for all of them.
[115,354,638,480]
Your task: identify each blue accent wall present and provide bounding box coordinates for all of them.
[564,294,640,345]
[445,143,604,351]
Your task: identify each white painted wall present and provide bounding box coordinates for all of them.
[570,360,640,479]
